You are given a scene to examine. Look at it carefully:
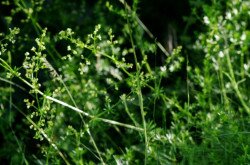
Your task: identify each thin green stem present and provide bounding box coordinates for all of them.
[124,4,148,163]
[0,58,143,129]
[186,54,190,109]
[138,89,148,165]
[11,103,70,165]
[14,1,104,161]
[122,95,140,127]
[217,57,230,109]
[86,128,105,164]
[223,45,250,113]
[226,52,249,113]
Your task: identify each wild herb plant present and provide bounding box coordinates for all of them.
[0,0,250,164]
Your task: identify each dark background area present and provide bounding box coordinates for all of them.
[0,0,198,46]
[0,0,205,163]
[140,0,190,44]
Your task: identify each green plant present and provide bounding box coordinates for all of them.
[0,0,250,164]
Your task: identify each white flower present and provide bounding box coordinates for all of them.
[230,37,236,43]
[214,35,220,41]
[225,82,231,89]
[97,35,102,40]
[166,133,174,143]
[241,33,246,41]
[169,65,174,72]
[207,113,212,120]
[233,9,238,15]
[110,68,122,80]
[160,66,166,72]
[31,47,36,52]
[244,64,249,71]
[226,12,232,20]
[203,16,210,25]
[86,60,91,65]
[218,51,224,58]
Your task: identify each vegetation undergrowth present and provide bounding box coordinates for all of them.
[0,0,250,164]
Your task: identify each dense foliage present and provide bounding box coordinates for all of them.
[0,0,250,164]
